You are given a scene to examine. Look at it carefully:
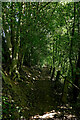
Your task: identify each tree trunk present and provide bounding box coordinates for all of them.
[73,2,80,102]
[54,70,60,89]
[73,51,80,102]
[50,67,55,81]
[62,77,68,104]
[69,2,76,80]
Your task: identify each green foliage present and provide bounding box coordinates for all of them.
[2,96,17,119]
[2,1,80,119]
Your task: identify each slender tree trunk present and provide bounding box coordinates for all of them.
[62,76,68,104]
[55,70,60,81]
[50,67,55,81]
[69,2,76,80]
[10,3,16,76]
[10,3,20,78]
[50,42,55,81]
[73,2,80,102]
[54,70,60,89]
[2,4,11,73]
[73,51,80,102]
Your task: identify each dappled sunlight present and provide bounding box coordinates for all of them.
[2,2,80,120]
[31,105,76,119]
[31,108,76,119]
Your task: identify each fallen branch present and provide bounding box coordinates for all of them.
[60,74,80,91]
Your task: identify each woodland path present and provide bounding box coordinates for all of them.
[22,66,78,120]
[3,66,79,120]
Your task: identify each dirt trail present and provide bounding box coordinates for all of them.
[30,106,77,120]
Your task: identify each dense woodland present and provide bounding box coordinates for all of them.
[2,2,80,120]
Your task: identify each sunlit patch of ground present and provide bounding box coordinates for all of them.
[30,107,77,120]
